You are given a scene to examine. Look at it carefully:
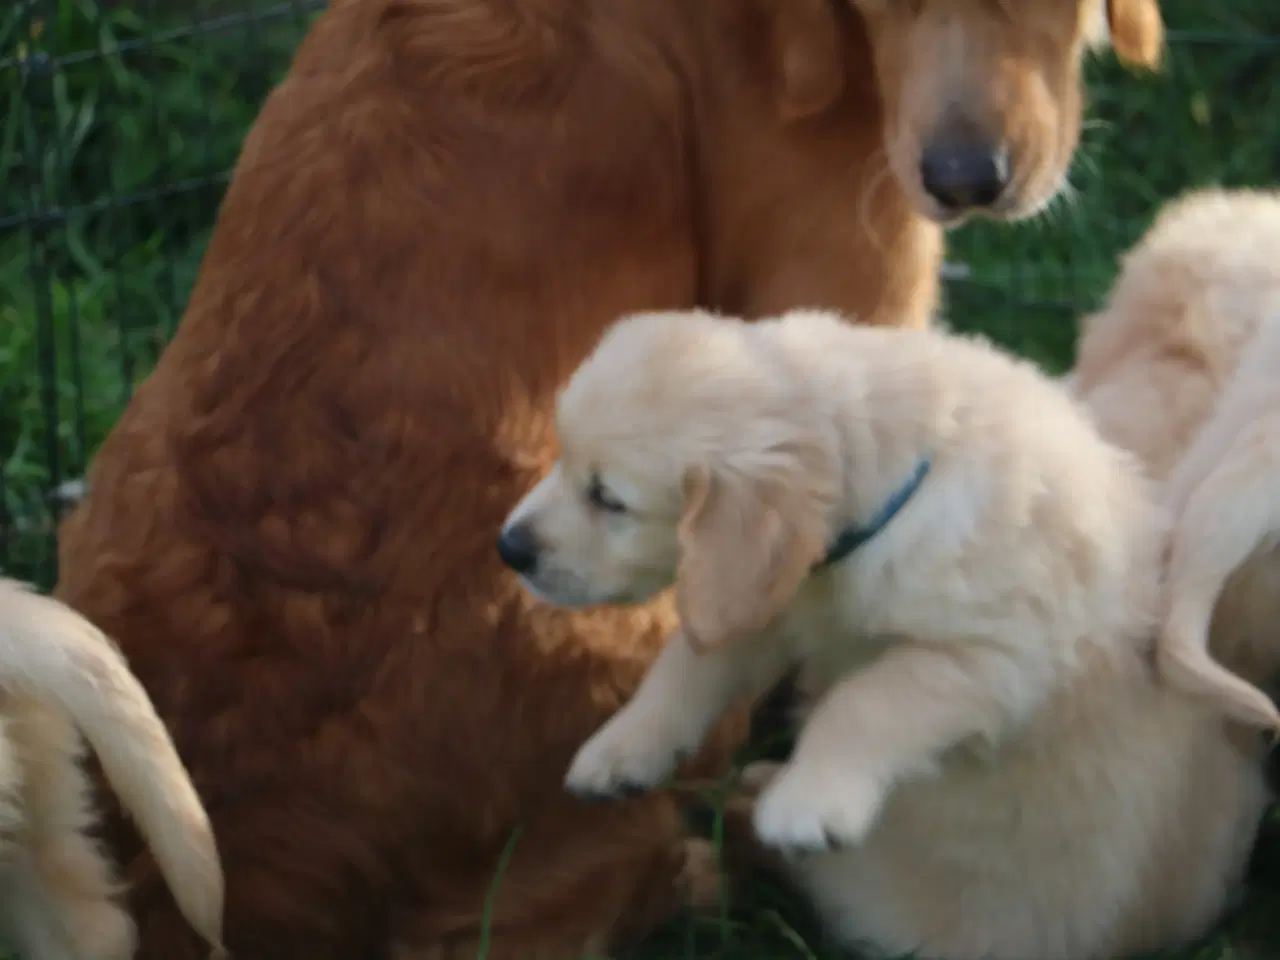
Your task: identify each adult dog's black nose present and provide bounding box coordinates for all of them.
[497,523,540,574]
[919,144,1010,212]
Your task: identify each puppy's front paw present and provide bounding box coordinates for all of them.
[565,715,689,802]
[752,761,886,854]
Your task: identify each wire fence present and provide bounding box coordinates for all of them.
[3,0,1280,586]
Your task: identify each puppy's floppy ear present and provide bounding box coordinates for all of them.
[756,0,846,121]
[676,464,828,653]
[1106,0,1164,70]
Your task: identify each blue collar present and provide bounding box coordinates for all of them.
[815,457,932,569]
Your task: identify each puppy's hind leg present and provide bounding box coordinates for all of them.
[1160,417,1280,731]
[753,644,1045,853]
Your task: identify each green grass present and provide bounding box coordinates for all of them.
[2,0,1280,957]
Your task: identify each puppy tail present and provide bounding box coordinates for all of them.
[1158,428,1280,732]
[0,580,226,956]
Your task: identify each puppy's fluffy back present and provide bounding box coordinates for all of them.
[1072,187,1280,478]
[772,315,1167,661]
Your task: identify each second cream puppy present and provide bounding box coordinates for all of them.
[1069,187,1280,481]
[499,308,1266,960]
[1066,187,1280,729]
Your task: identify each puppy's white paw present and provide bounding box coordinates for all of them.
[564,714,690,801]
[752,761,886,854]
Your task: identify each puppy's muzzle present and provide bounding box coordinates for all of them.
[497,522,541,575]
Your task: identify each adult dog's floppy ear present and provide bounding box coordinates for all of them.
[676,464,828,653]
[1107,0,1164,70]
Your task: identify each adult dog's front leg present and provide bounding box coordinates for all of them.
[754,644,1025,853]
[566,631,788,801]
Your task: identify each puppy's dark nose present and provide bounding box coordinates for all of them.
[497,523,540,574]
[919,144,1010,212]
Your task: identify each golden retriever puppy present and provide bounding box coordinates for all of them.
[0,580,224,959]
[1157,313,1280,731]
[1067,188,1280,728]
[500,309,1267,960]
[1069,188,1280,480]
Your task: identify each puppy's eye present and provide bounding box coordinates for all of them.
[586,474,627,514]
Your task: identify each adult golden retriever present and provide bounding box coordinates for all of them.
[500,308,1264,960]
[54,0,1163,956]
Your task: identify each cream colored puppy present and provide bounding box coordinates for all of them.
[1066,187,1280,729]
[499,308,1267,960]
[0,579,225,959]
[1069,187,1280,481]
[1157,312,1280,730]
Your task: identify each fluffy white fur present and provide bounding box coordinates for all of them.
[502,308,1268,960]
[1067,187,1280,730]
[0,579,225,959]
[1069,187,1280,480]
